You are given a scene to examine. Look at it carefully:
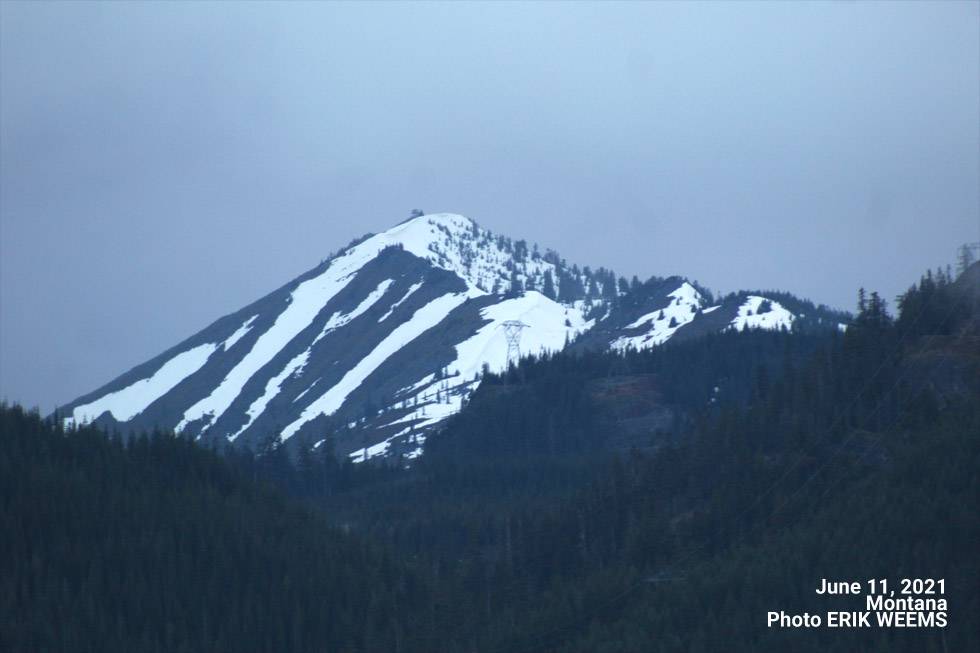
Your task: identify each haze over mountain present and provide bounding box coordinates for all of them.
[58,213,846,462]
[2,2,977,416]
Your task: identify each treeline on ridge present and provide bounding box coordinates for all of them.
[2,264,977,651]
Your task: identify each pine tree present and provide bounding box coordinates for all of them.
[543,270,557,300]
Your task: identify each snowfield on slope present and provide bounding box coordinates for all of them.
[352,291,589,463]
[64,213,601,440]
[450,291,589,379]
[68,342,217,427]
[611,282,704,351]
[175,268,396,436]
[279,290,474,441]
[226,275,395,443]
[730,296,795,331]
[66,317,268,428]
[60,211,827,467]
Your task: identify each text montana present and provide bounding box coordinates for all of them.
[867,596,947,611]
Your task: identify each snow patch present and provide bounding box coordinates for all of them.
[401,373,436,397]
[611,282,704,351]
[730,296,795,332]
[349,437,395,464]
[350,424,429,464]
[378,281,423,322]
[351,290,588,461]
[223,315,257,350]
[228,350,310,442]
[226,280,394,441]
[176,270,392,435]
[293,380,317,403]
[313,279,394,346]
[176,268,391,433]
[278,291,470,441]
[351,213,591,301]
[68,343,217,426]
[450,291,587,379]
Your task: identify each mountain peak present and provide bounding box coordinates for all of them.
[351,212,564,298]
[59,212,847,464]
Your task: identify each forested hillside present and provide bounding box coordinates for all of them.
[0,405,432,652]
[293,265,977,651]
[3,265,977,651]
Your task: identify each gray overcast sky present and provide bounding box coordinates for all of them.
[2,1,978,412]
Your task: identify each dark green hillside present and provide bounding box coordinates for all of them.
[485,266,980,651]
[3,265,975,652]
[566,405,978,652]
[0,405,430,652]
[307,265,977,651]
[315,324,835,557]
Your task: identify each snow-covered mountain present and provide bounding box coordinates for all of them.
[58,213,846,462]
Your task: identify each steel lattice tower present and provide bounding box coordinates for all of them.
[499,320,529,367]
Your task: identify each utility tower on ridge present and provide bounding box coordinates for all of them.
[500,320,529,368]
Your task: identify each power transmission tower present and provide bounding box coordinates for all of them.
[499,320,529,368]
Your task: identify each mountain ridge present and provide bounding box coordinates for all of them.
[58,212,848,461]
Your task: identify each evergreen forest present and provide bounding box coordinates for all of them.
[2,264,978,652]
